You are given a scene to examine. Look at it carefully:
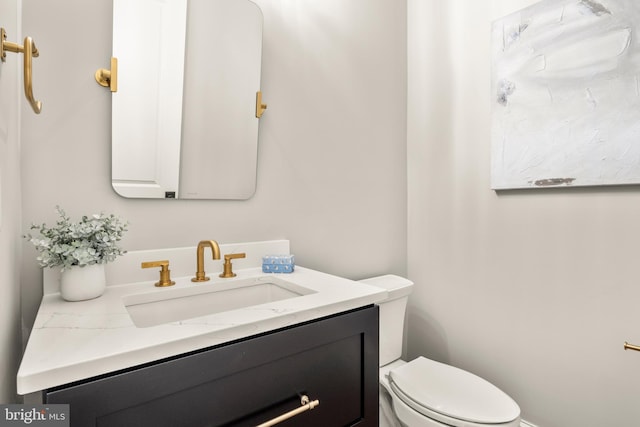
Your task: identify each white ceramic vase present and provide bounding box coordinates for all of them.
[60,263,107,302]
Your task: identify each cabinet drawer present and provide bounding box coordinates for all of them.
[45,305,379,427]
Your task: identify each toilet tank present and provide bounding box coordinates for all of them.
[359,275,414,366]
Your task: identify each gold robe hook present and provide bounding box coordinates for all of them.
[1,28,42,114]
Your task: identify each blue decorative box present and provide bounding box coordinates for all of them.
[262,255,295,273]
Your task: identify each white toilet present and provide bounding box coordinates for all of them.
[359,275,521,427]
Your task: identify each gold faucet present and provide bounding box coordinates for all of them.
[191,240,221,282]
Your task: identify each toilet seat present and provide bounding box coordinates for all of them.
[389,357,520,426]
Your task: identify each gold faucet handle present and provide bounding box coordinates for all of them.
[141,260,176,287]
[219,253,246,278]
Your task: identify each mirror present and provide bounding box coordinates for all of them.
[111,0,264,199]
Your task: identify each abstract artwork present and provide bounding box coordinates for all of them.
[491,0,640,189]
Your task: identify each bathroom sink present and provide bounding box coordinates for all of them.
[123,276,315,328]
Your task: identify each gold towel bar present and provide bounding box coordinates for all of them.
[0,28,42,114]
[624,342,640,352]
[256,395,319,427]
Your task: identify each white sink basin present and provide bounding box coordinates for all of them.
[123,276,316,328]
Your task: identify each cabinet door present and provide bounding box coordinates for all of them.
[45,305,379,427]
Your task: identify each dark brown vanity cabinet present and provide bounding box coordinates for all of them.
[44,305,379,427]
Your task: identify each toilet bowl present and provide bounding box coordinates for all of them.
[359,275,521,427]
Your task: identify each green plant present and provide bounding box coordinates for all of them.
[24,206,128,270]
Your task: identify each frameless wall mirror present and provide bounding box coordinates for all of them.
[111,0,264,199]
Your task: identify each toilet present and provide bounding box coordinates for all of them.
[359,275,521,427]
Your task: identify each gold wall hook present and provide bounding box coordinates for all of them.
[95,57,118,92]
[1,28,42,114]
[23,37,41,113]
[256,91,267,118]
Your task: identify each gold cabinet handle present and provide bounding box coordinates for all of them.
[1,28,42,114]
[141,260,175,287]
[219,252,246,278]
[256,395,319,427]
[624,342,640,352]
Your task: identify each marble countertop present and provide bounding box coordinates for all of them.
[17,242,387,395]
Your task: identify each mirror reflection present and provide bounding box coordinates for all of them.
[111,0,264,199]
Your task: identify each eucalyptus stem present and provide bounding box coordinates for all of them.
[24,206,128,271]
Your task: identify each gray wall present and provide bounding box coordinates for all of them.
[407,1,640,426]
[19,0,407,341]
[0,0,23,404]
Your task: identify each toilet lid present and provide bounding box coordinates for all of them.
[389,357,520,424]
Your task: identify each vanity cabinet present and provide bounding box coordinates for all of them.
[44,305,379,427]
